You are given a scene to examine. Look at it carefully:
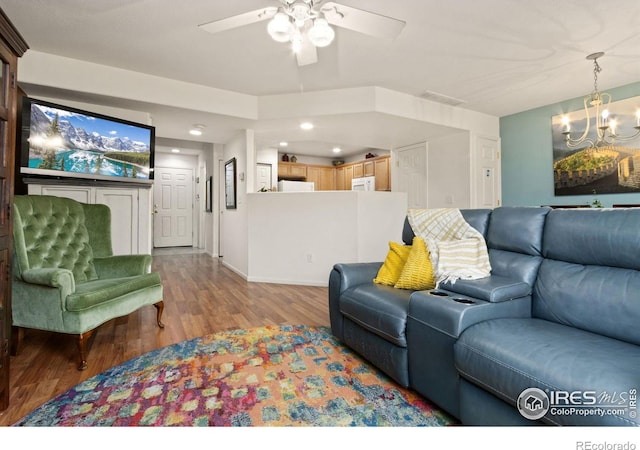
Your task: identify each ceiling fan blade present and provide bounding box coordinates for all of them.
[198,7,277,34]
[321,2,405,39]
[295,35,318,66]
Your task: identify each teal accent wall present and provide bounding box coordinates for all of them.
[501,81,640,207]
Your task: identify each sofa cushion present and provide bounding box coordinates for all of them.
[340,284,412,347]
[533,259,640,346]
[66,272,162,312]
[487,249,542,287]
[455,318,640,426]
[486,206,550,256]
[543,208,640,269]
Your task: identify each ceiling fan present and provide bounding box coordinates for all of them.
[198,0,405,66]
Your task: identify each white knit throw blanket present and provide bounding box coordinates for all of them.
[407,208,491,286]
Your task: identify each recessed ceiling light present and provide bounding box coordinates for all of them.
[332,147,341,154]
[171,148,180,153]
[279,141,288,147]
[189,124,205,136]
[300,122,314,130]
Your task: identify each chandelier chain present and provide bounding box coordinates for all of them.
[592,58,602,95]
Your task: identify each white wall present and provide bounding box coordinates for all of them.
[427,132,471,208]
[221,131,251,278]
[247,191,408,286]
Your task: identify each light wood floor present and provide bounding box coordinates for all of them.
[0,253,330,425]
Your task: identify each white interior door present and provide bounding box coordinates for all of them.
[256,163,272,191]
[473,136,501,208]
[153,167,193,247]
[395,143,428,208]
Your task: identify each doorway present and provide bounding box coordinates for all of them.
[153,167,194,247]
[395,143,428,208]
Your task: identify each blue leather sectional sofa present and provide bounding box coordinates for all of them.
[329,207,640,426]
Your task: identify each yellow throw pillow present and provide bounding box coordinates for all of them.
[373,242,412,286]
[395,237,435,290]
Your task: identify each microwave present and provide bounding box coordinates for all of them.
[351,176,376,191]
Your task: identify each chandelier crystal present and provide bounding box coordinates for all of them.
[562,52,640,149]
[266,0,335,52]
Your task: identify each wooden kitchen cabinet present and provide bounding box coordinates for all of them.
[278,154,390,191]
[307,165,335,191]
[363,160,375,177]
[278,162,307,179]
[335,166,345,190]
[374,156,391,191]
[344,164,354,190]
[352,162,364,178]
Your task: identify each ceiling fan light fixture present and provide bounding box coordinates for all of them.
[268,11,294,43]
[308,17,334,47]
[291,29,303,53]
[291,2,311,27]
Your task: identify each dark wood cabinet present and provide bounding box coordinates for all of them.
[0,8,27,412]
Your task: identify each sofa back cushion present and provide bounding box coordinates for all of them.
[534,208,640,345]
[485,207,550,286]
[13,195,98,282]
[486,207,550,256]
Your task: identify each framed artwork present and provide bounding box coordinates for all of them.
[225,158,237,209]
[552,95,640,196]
[205,176,212,212]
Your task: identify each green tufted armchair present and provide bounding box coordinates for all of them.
[11,195,164,370]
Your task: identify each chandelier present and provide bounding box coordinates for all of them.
[267,0,337,52]
[562,52,640,149]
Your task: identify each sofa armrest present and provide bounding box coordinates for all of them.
[93,254,152,278]
[439,274,531,303]
[328,262,382,341]
[21,268,76,296]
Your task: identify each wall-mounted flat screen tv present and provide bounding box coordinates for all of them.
[20,97,155,184]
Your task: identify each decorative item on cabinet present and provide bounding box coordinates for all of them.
[282,153,289,162]
[365,152,376,159]
[290,155,297,163]
[332,160,344,166]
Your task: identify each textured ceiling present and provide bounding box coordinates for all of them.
[2,0,639,156]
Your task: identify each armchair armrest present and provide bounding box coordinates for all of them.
[329,262,382,341]
[93,254,152,278]
[329,262,382,293]
[21,268,76,296]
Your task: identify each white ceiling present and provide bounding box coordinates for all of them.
[2,0,639,157]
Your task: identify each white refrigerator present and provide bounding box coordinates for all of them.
[277,180,315,192]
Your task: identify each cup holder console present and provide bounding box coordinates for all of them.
[429,290,449,297]
[453,298,475,305]
[428,290,476,305]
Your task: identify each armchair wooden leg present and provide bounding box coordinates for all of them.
[154,301,165,328]
[11,326,23,356]
[77,329,95,371]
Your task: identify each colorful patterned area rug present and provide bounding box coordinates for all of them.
[14,325,454,426]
